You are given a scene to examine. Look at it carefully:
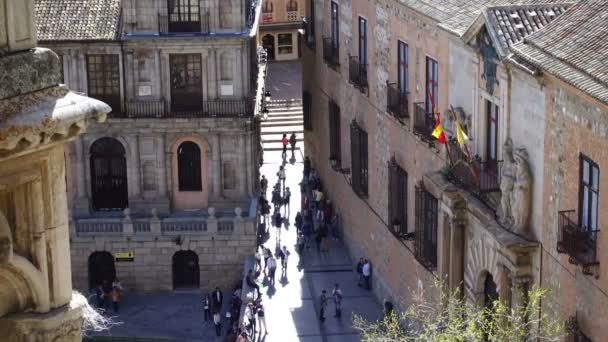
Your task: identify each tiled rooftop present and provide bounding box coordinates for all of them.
[512,0,608,104]
[35,0,122,42]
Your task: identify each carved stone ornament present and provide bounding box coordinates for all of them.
[499,138,515,225]
[510,148,531,234]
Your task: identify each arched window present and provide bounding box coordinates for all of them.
[262,1,273,13]
[90,137,128,211]
[178,141,202,191]
[286,0,298,12]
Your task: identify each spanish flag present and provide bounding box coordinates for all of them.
[432,118,446,144]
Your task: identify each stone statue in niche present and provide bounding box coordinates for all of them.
[510,148,531,234]
[499,138,515,225]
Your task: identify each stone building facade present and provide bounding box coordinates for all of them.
[35,0,264,292]
[0,0,109,340]
[259,0,304,61]
[303,0,608,339]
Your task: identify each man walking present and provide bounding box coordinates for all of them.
[260,175,268,196]
[319,290,328,322]
[246,269,261,300]
[289,132,297,154]
[362,259,371,290]
[279,246,290,272]
[332,283,343,317]
[267,255,277,286]
[203,293,212,321]
[356,258,365,287]
[255,299,268,335]
[277,166,286,192]
[283,186,291,213]
[212,286,223,313]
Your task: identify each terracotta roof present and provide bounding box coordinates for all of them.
[35,0,122,41]
[512,0,608,104]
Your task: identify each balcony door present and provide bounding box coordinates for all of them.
[170,54,202,113]
[425,57,438,114]
[358,17,367,65]
[579,156,599,235]
[485,100,499,162]
[331,1,339,49]
[167,0,200,32]
[398,41,408,95]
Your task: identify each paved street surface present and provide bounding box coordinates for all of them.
[88,61,381,341]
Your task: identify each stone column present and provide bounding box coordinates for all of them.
[238,134,247,195]
[211,134,222,197]
[449,218,465,291]
[157,134,168,197]
[510,275,529,309]
[74,139,86,199]
[127,135,142,198]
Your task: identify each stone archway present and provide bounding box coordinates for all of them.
[465,238,502,305]
[88,251,116,291]
[172,250,200,289]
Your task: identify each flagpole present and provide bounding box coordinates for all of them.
[448,105,480,184]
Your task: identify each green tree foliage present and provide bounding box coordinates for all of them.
[353,279,564,342]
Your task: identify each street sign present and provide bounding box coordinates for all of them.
[115,251,134,262]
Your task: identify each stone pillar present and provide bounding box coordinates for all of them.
[208,49,217,99]
[73,138,90,215]
[449,218,465,291]
[126,135,142,199]
[123,209,134,236]
[245,132,253,195]
[211,134,222,197]
[150,208,161,234]
[207,207,218,234]
[510,275,529,309]
[157,134,168,197]
[238,134,247,195]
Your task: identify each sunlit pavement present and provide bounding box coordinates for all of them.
[255,149,382,342]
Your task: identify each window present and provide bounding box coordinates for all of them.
[87,55,121,113]
[262,1,273,13]
[331,1,339,49]
[309,0,315,37]
[278,33,293,55]
[486,100,499,161]
[358,17,367,65]
[286,0,298,11]
[398,41,408,95]
[425,57,439,114]
[415,184,438,270]
[177,141,202,191]
[167,0,200,32]
[389,159,408,238]
[580,155,599,234]
[350,121,368,197]
[303,91,312,130]
[329,100,341,167]
[90,137,128,211]
[169,54,202,112]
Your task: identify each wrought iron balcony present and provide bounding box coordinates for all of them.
[322,37,340,67]
[348,56,368,90]
[557,210,599,275]
[301,18,315,49]
[387,82,409,121]
[413,102,435,142]
[158,12,210,33]
[126,100,166,118]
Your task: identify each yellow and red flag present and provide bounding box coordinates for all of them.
[428,86,445,144]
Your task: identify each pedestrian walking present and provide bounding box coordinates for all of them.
[283,187,291,212]
[212,286,223,313]
[203,293,212,321]
[213,311,222,337]
[255,299,268,335]
[111,279,122,313]
[281,133,289,157]
[267,256,277,285]
[260,175,268,196]
[245,303,256,337]
[277,166,286,192]
[289,132,297,154]
[332,283,343,317]
[319,290,328,322]
[297,232,305,254]
[362,259,371,290]
[237,331,250,342]
[245,269,261,300]
[356,257,365,287]
[263,247,271,275]
[279,246,290,270]
[304,156,311,179]
[302,219,313,250]
[295,211,303,233]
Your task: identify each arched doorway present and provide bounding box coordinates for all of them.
[90,137,128,211]
[177,141,202,191]
[483,272,499,341]
[172,250,200,289]
[88,251,116,290]
[262,34,275,61]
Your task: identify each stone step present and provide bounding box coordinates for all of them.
[260,117,303,123]
[261,125,304,134]
[261,121,304,128]
[262,137,304,143]
[263,141,304,151]
[266,109,303,115]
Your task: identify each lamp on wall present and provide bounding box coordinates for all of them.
[265,91,272,103]
[262,106,269,121]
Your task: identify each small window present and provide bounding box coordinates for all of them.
[425,57,439,115]
[398,41,408,94]
[580,155,599,235]
[331,1,339,49]
[278,33,293,54]
[389,159,408,238]
[350,121,368,198]
[358,17,367,65]
[328,100,341,167]
[415,183,438,270]
[262,1,273,13]
[178,141,202,191]
[87,54,121,112]
[286,0,298,11]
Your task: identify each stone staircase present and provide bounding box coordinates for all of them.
[261,99,304,152]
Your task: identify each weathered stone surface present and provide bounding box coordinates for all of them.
[0,48,60,100]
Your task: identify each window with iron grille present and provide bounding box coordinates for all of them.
[425,57,439,114]
[86,55,121,113]
[170,54,202,112]
[328,100,341,167]
[178,141,202,191]
[303,91,312,130]
[579,155,599,236]
[350,121,368,198]
[415,184,438,270]
[167,0,200,32]
[389,159,408,238]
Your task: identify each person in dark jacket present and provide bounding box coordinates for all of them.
[356,258,365,287]
[295,212,303,233]
[289,132,297,154]
[212,286,223,313]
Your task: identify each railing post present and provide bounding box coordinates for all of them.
[207,207,218,234]
[123,208,134,236]
[150,208,161,234]
[233,207,245,235]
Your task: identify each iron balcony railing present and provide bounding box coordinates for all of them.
[413,102,435,142]
[158,12,210,33]
[126,100,166,118]
[557,210,599,275]
[348,56,368,90]
[322,37,340,67]
[387,83,409,121]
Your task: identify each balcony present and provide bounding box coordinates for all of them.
[413,102,435,143]
[301,18,315,49]
[322,37,340,67]
[387,82,409,121]
[112,98,255,119]
[158,12,210,34]
[557,210,599,275]
[126,100,166,118]
[348,56,368,91]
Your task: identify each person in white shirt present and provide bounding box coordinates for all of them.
[362,259,371,290]
[267,256,277,285]
[332,283,343,317]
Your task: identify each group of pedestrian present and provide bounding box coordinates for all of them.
[204,285,245,338]
[281,132,298,160]
[356,257,372,290]
[94,278,122,314]
[319,283,343,322]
